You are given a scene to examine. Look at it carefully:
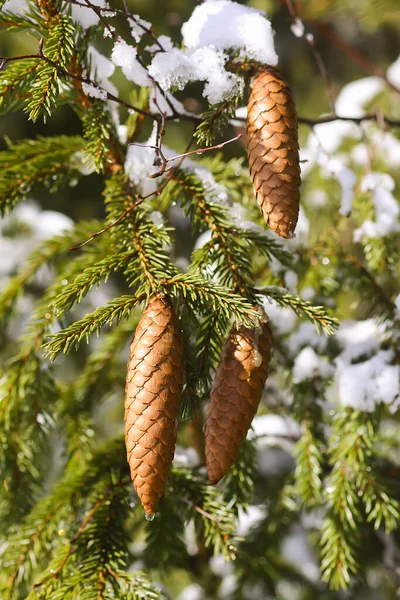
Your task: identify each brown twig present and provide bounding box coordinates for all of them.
[181,496,222,523]
[0,51,157,120]
[137,133,242,178]
[313,21,400,96]
[71,127,197,251]
[284,0,335,111]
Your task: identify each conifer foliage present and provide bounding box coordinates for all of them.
[0,0,400,598]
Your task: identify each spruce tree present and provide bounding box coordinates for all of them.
[1,1,400,598]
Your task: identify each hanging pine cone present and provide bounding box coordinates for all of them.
[205,312,273,484]
[247,66,301,239]
[125,295,184,517]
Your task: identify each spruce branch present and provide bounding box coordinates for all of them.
[259,286,339,335]
[0,219,103,325]
[320,409,400,589]
[0,135,85,215]
[25,14,75,121]
[49,250,138,317]
[164,273,259,327]
[43,292,147,360]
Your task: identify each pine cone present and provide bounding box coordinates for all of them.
[205,313,273,484]
[125,295,184,516]
[247,66,301,239]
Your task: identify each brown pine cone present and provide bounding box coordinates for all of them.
[205,312,273,484]
[247,66,301,239]
[125,295,184,516]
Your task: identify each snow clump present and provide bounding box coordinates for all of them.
[354,172,400,240]
[111,39,150,87]
[181,0,278,64]
[149,0,277,105]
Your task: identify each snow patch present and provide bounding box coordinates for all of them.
[293,347,333,382]
[128,15,151,43]
[387,54,400,87]
[335,77,384,118]
[181,0,278,65]
[111,39,150,87]
[338,350,399,412]
[70,0,106,29]
[250,414,300,439]
[149,46,243,105]
[354,172,400,240]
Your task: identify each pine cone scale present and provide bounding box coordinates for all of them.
[124,295,184,516]
[205,315,273,484]
[247,66,301,239]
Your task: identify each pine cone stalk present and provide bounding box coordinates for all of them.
[205,311,273,484]
[125,295,184,516]
[247,66,301,238]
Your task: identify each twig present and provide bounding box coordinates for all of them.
[70,198,145,251]
[284,0,335,111]
[181,496,222,523]
[162,133,242,164]
[144,133,242,178]
[277,0,400,96]
[0,52,157,121]
[71,128,196,250]
[313,21,400,96]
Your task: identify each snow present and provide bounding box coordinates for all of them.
[145,35,174,54]
[81,80,107,101]
[371,130,400,168]
[288,321,327,353]
[181,0,278,65]
[290,17,305,38]
[0,202,73,276]
[70,0,106,29]
[111,40,150,87]
[319,156,356,217]
[333,319,400,412]
[148,1,276,106]
[354,172,400,240]
[335,77,385,118]
[209,554,234,577]
[178,584,204,600]
[149,46,243,105]
[387,54,400,87]
[236,505,265,536]
[261,298,297,335]
[148,88,187,117]
[395,294,400,317]
[293,347,333,382]
[128,15,151,43]
[284,270,298,293]
[193,166,229,205]
[88,46,117,96]
[338,350,399,412]
[250,414,300,439]
[124,123,179,195]
[309,121,361,156]
[336,319,386,363]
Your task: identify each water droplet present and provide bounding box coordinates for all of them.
[50,569,55,574]
[58,529,65,536]
[61,279,68,285]
[145,512,155,522]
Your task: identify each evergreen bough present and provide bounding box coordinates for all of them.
[0,1,399,598]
